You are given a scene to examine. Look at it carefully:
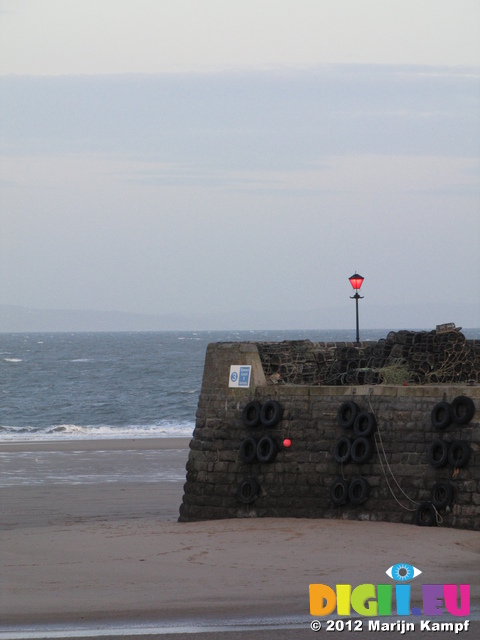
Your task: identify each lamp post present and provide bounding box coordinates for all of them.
[349,273,364,345]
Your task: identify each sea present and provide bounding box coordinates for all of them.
[2,329,479,442]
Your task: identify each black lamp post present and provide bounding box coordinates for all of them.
[349,273,364,345]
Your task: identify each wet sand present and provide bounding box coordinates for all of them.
[0,438,478,638]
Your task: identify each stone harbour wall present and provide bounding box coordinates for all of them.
[179,342,480,530]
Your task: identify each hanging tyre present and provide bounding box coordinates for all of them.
[353,412,377,438]
[242,401,262,428]
[260,400,283,428]
[427,440,449,468]
[348,477,371,505]
[416,502,437,527]
[256,436,278,463]
[333,436,352,464]
[239,436,258,464]
[447,440,471,468]
[337,401,359,429]
[329,479,349,506]
[450,396,475,425]
[431,402,452,430]
[430,482,454,509]
[236,477,260,504]
[350,437,374,464]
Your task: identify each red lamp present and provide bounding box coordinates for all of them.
[349,273,364,291]
[348,273,364,345]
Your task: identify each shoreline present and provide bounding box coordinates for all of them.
[2,611,479,639]
[0,436,191,453]
[1,437,479,636]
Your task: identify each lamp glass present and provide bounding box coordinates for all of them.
[349,273,364,291]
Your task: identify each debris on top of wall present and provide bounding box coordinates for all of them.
[256,330,480,386]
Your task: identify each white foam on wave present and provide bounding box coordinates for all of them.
[3,358,22,363]
[0,421,194,441]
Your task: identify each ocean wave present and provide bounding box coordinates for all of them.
[0,421,194,441]
[3,357,23,363]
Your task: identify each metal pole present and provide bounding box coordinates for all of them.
[355,293,360,345]
[350,291,363,344]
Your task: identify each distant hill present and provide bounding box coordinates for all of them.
[0,303,478,333]
[0,305,187,332]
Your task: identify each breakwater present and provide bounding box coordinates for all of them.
[179,335,479,530]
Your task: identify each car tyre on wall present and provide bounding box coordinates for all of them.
[427,440,449,468]
[416,502,437,527]
[447,440,471,468]
[449,396,475,425]
[430,402,452,430]
[329,479,350,506]
[333,436,352,464]
[353,412,377,438]
[236,477,260,504]
[350,437,374,464]
[239,436,258,464]
[430,482,454,509]
[348,477,371,505]
[256,436,278,463]
[337,401,359,429]
[260,400,283,428]
[242,401,262,428]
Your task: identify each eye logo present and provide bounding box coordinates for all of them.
[386,563,422,582]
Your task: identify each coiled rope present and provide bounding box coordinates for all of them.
[367,393,443,525]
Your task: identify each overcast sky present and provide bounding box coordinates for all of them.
[1,0,479,330]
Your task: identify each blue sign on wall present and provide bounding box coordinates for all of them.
[229,365,252,388]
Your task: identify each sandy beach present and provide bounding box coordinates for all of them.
[1,438,478,639]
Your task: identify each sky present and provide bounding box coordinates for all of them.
[1,0,479,331]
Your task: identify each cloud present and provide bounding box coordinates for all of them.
[1,66,478,169]
[1,66,478,327]
[1,1,479,73]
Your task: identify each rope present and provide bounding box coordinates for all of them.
[434,504,444,526]
[367,395,420,513]
[366,392,447,526]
